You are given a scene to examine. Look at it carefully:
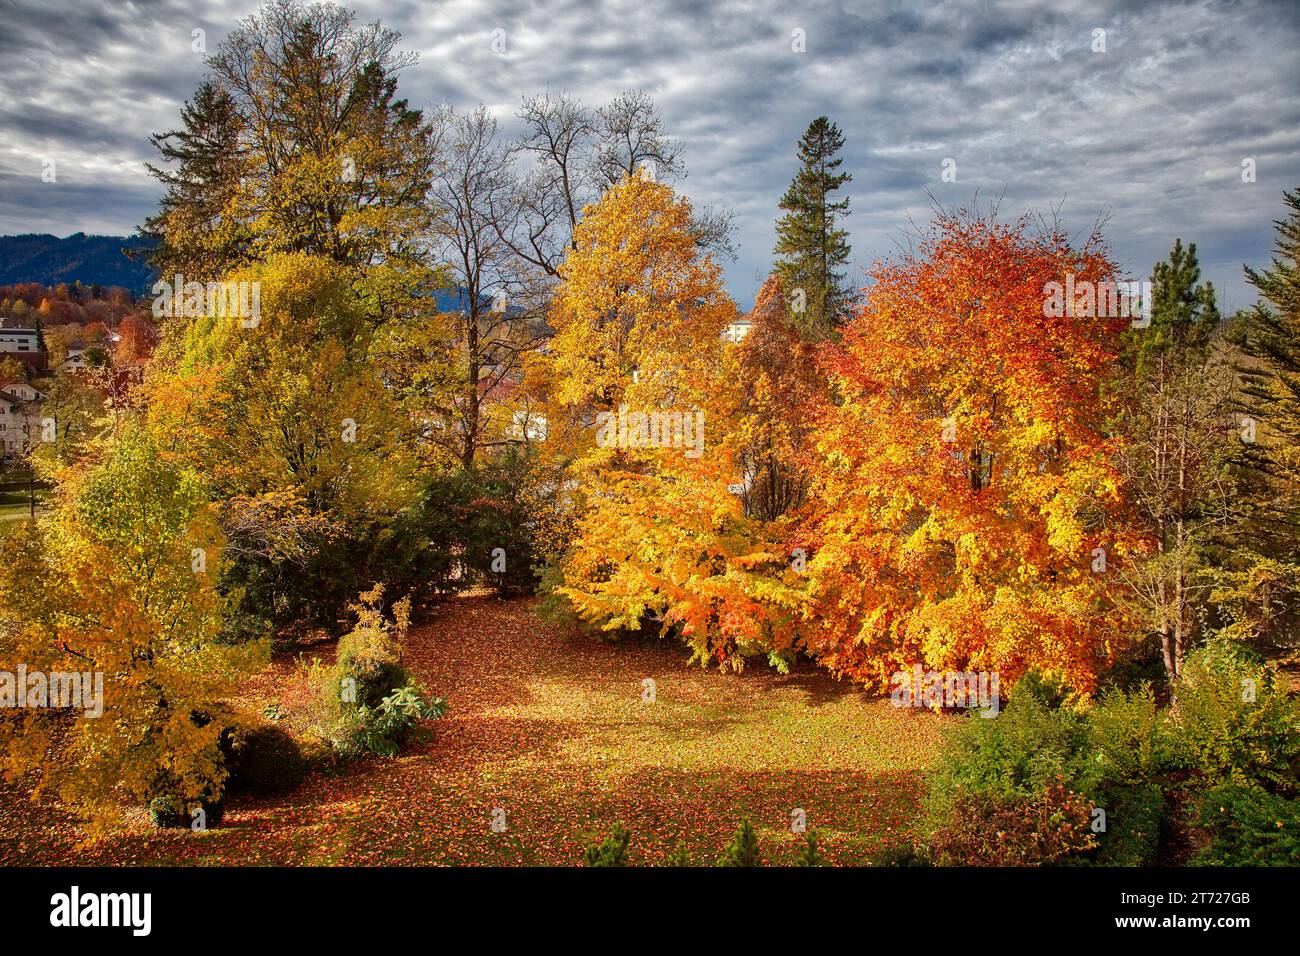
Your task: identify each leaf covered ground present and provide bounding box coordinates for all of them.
[1,594,950,866]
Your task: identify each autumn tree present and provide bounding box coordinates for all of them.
[143,254,427,635]
[141,2,458,633]
[145,0,439,306]
[733,274,825,523]
[801,209,1130,692]
[0,427,266,837]
[540,175,802,668]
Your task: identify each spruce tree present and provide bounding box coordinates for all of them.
[773,116,853,338]
[142,80,249,280]
[716,818,762,866]
[1225,189,1300,643]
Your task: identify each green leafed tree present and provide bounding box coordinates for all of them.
[772,116,853,338]
[1221,189,1300,647]
[1114,239,1236,685]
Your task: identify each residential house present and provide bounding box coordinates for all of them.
[0,379,45,459]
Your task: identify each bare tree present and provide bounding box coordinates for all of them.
[504,89,735,277]
[427,106,548,468]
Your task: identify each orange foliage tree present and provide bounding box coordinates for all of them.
[799,209,1135,693]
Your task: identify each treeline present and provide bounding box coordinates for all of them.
[0,234,157,295]
[0,280,140,326]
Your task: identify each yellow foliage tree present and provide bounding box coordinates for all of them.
[0,426,265,838]
[540,176,804,668]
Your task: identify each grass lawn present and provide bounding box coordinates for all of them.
[0,593,952,866]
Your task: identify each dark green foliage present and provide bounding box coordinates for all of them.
[351,684,447,758]
[716,818,762,867]
[871,844,931,867]
[418,448,547,598]
[338,647,408,711]
[0,233,158,293]
[1095,784,1165,866]
[1132,237,1221,372]
[1085,684,1173,789]
[925,679,1090,824]
[227,723,307,792]
[148,794,224,830]
[582,823,632,866]
[1225,189,1300,647]
[773,116,853,337]
[1194,784,1300,865]
[926,678,1177,866]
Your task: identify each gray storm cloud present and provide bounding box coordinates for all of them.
[0,0,1296,310]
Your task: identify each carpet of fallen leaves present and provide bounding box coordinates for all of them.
[0,593,953,866]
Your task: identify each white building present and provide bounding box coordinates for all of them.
[0,328,40,353]
[722,317,752,344]
[0,380,45,458]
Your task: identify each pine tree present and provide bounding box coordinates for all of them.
[1134,238,1221,370]
[795,831,824,867]
[1224,189,1300,644]
[582,822,631,866]
[716,818,762,866]
[143,80,249,280]
[773,116,853,338]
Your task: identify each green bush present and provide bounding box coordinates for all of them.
[148,794,225,830]
[1095,784,1165,866]
[335,586,410,709]
[227,722,307,792]
[1194,784,1300,865]
[351,684,447,758]
[305,586,448,758]
[583,823,632,866]
[928,782,1098,866]
[418,448,556,598]
[1084,684,1175,791]
[926,682,1089,825]
[1169,639,1300,793]
[717,819,762,867]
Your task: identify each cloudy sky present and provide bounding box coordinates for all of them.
[0,0,1297,310]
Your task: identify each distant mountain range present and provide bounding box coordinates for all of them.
[0,234,157,294]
